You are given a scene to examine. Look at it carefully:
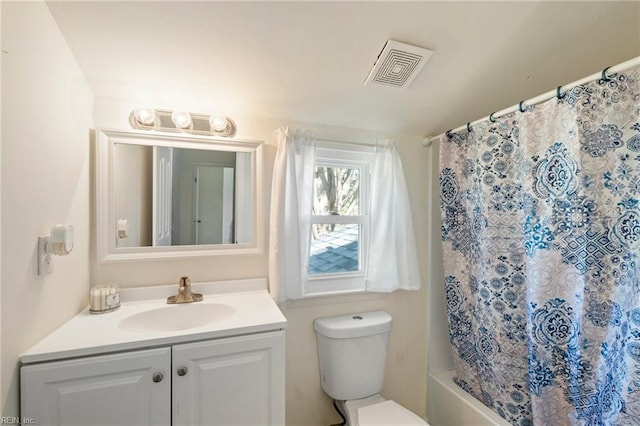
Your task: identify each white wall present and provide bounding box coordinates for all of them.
[1,1,93,416]
[93,96,429,424]
[0,1,3,416]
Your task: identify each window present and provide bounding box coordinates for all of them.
[304,145,373,296]
[269,128,421,303]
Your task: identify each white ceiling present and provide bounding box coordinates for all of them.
[47,1,640,137]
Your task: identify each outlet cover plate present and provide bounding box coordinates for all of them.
[38,236,53,276]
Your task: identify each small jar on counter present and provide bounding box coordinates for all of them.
[89,284,120,314]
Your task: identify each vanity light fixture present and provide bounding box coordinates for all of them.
[38,224,74,276]
[129,108,237,137]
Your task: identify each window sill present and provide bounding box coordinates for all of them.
[278,289,390,310]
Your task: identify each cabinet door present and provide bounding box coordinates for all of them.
[21,347,171,426]
[172,330,285,426]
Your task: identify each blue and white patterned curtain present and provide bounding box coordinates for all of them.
[440,65,640,425]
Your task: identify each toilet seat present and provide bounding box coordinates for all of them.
[342,395,428,426]
[358,400,428,425]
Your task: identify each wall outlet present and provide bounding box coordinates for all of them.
[38,236,53,276]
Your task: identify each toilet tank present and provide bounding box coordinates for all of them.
[314,311,392,401]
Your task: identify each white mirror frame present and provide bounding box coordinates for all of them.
[96,128,264,262]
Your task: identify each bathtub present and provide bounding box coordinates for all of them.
[427,370,511,426]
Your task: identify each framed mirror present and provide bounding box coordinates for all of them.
[96,129,263,262]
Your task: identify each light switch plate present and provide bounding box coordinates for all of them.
[38,236,53,276]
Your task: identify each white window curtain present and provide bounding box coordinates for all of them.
[268,129,421,302]
[269,128,316,302]
[365,140,421,292]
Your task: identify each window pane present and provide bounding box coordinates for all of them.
[309,224,359,275]
[312,166,360,215]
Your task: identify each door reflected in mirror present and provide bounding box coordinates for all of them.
[114,144,252,247]
[96,129,263,262]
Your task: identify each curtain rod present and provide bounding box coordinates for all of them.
[422,56,640,147]
[317,137,378,148]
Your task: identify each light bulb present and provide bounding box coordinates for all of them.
[209,116,228,132]
[133,108,156,125]
[171,111,192,129]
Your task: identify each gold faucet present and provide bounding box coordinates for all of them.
[167,276,203,304]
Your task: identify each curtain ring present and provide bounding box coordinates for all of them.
[489,112,497,123]
[467,122,473,133]
[446,129,454,139]
[601,66,612,82]
[519,101,526,113]
[556,86,566,99]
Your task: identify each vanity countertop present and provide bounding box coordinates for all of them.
[21,278,286,364]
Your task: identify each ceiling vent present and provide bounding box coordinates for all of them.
[364,40,433,89]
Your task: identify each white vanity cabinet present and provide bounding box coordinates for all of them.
[21,347,171,426]
[21,331,285,426]
[172,331,285,425]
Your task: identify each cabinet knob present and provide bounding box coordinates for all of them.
[152,372,164,383]
[177,366,188,376]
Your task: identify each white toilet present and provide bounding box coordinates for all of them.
[314,311,428,425]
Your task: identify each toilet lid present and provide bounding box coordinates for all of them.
[357,400,428,425]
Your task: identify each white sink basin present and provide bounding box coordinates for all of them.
[119,303,236,333]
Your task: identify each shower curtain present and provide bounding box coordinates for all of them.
[439,66,640,425]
